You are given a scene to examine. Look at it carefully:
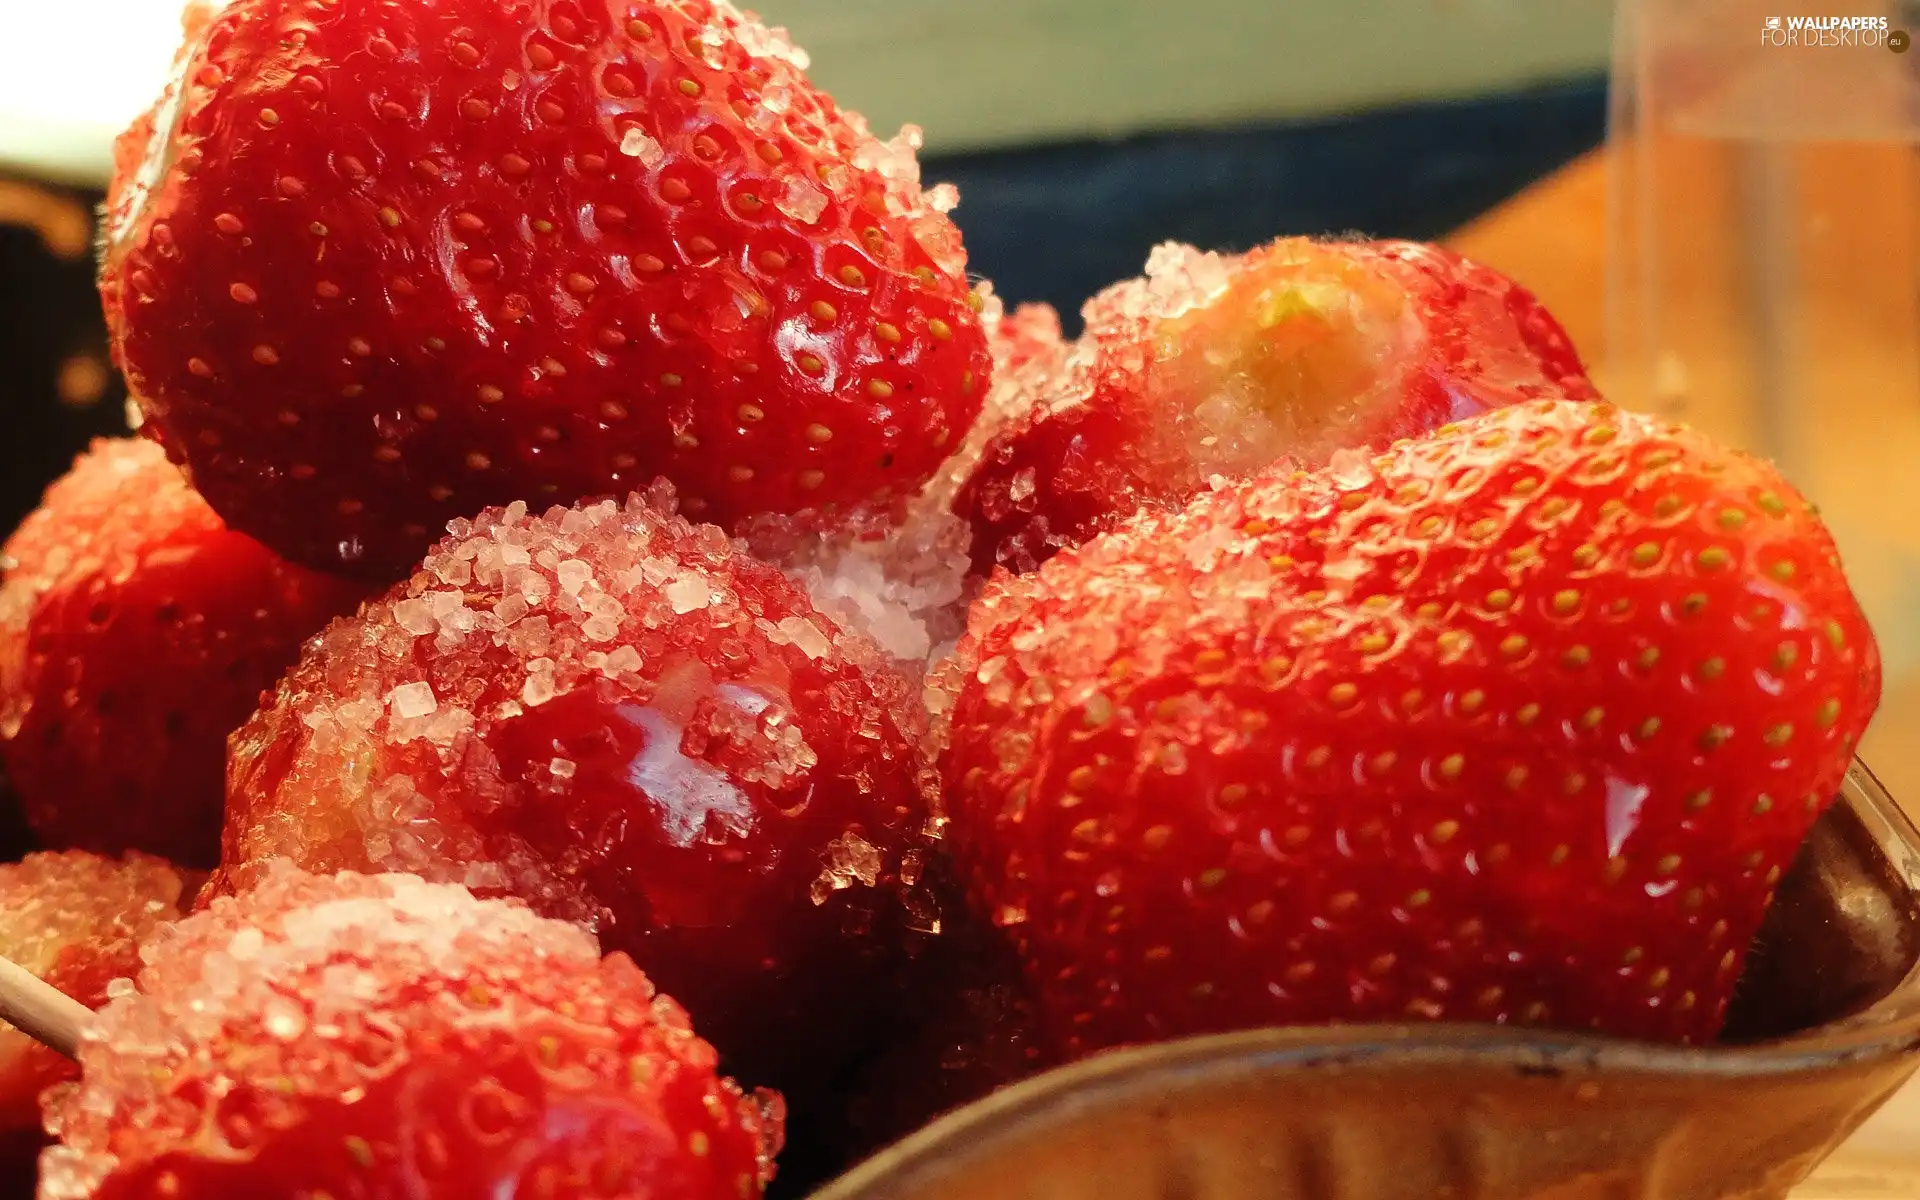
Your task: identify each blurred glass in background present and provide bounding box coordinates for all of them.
[1602,0,1920,796]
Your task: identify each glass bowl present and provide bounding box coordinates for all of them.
[817,760,1920,1200]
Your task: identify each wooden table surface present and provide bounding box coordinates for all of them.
[1447,151,1920,1197]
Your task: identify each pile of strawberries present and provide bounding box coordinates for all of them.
[0,0,1881,1196]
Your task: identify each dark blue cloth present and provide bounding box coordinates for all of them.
[926,76,1607,326]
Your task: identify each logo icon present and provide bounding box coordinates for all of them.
[1765,15,1782,29]
[1893,28,1911,51]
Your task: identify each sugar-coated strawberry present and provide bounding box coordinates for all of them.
[987,302,1070,383]
[939,399,1878,1059]
[0,852,194,1135]
[923,300,1071,509]
[38,864,781,1199]
[0,440,368,866]
[102,0,990,579]
[209,488,940,1119]
[953,238,1597,574]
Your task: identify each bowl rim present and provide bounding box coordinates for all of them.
[816,759,1920,1198]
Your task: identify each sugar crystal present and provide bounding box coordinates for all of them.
[776,177,828,225]
[520,670,556,707]
[666,573,710,613]
[604,645,644,675]
[392,597,437,635]
[385,681,436,719]
[556,558,593,594]
[776,615,831,660]
[619,127,666,165]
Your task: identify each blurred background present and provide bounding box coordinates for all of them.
[0,0,1917,1184]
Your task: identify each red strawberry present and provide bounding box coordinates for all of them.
[0,440,368,866]
[208,488,939,1131]
[43,864,782,1199]
[926,300,1071,505]
[102,0,990,579]
[939,399,1878,1059]
[953,238,1597,574]
[0,851,195,1135]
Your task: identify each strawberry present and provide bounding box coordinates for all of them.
[42,864,782,1199]
[926,300,1071,507]
[938,399,1878,1059]
[208,488,940,1142]
[953,238,1597,574]
[101,0,990,579]
[0,852,194,1136]
[987,301,1070,382]
[0,440,368,866]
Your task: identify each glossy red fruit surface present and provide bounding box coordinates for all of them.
[0,851,194,1132]
[102,0,990,578]
[940,400,1878,1059]
[0,440,367,865]
[39,865,780,1200]
[954,238,1598,574]
[211,490,939,1105]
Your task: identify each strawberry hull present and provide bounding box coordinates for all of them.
[954,239,1598,575]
